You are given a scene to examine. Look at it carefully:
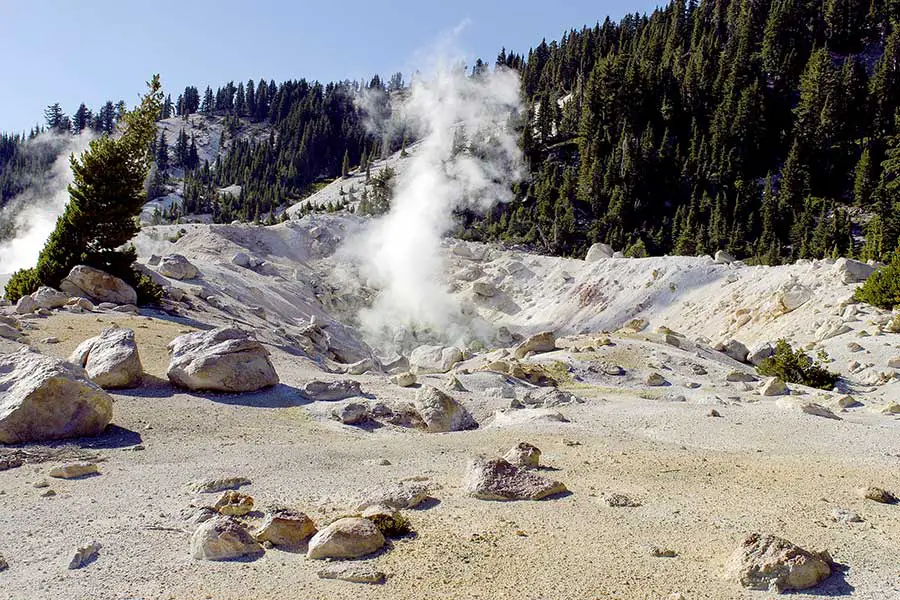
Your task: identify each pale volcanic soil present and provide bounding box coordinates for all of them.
[1,214,899,600]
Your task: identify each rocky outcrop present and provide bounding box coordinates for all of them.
[157,254,199,280]
[167,328,278,393]
[306,517,385,560]
[726,533,832,592]
[191,516,262,561]
[414,386,477,433]
[409,345,463,374]
[0,349,113,444]
[69,327,143,389]
[59,265,137,305]
[464,457,567,501]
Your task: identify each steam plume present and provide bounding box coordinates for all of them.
[347,60,525,347]
[0,132,94,274]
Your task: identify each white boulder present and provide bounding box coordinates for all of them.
[69,327,143,389]
[409,345,463,374]
[585,243,614,262]
[167,328,278,393]
[60,265,137,305]
[157,254,199,280]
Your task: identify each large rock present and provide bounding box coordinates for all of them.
[69,327,143,389]
[0,349,113,443]
[779,285,812,312]
[190,516,262,561]
[463,457,567,501]
[306,517,385,560]
[31,287,68,310]
[157,254,199,280]
[718,339,749,363]
[167,328,278,393]
[409,345,463,374]
[414,386,477,433]
[748,342,775,366]
[60,265,137,305]
[255,508,317,546]
[585,243,614,262]
[14,295,36,314]
[726,533,832,592]
[714,250,736,264]
[832,258,875,284]
[513,331,556,359]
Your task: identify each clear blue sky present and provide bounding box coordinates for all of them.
[0,0,660,133]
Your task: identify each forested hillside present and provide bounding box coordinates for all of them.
[4,0,900,264]
[477,0,900,263]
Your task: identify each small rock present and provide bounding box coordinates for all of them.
[302,379,363,401]
[776,398,841,420]
[255,508,317,546]
[332,401,370,425]
[306,517,385,560]
[346,357,375,375]
[646,372,667,386]
[355,482,430,511]
[503,442,541,468]
[49,462,99,479]
[185,476,251,494]
[40,337,60,344]
[513,331,556,359]
[389,372,416,387]
[847,342,864,352]
[707,409,722,418]
[32,479,50,488]
[835,395,860,408]
[361,504,412,537]
[887,356,900,369]
[649,546,678,558]
[880,402,900,415]
[727,370,758,383]
[213,490,254,516]
[860,486,897,504]
[40,489,56,497]
[726,533,832,592]
[0,554,7,572]
[68,541,101,569]
[830,508,863,524]
[604,493,642,507]
[191,516,262,561]
[463,457,567,501]
[317,563,386,584]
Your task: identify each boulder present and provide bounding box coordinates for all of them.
[167,328,278,393]
[0,349,113,444]
[779,286,812,312]
[231,252,251,268]
[0,324,23,341]
[191,516,262,561]
[726,370,758,383]
[409,345,463,374]
[887,356,900,369]
[726,533,832,592]
[832,258,875,284]
[747,342,775,366]
[503,442,541,468]
[67,297,95,311]
[157,254,199,280]
[776,398,841,420]
[463,457,567,501]
[59,265,137,305]
[585,243,614,262]
[14,295,36,315]
[69,327,143,389]
[513,331,556,359]
[646,372,668,386]
[719,339,749,363]
[68,541,101,570]
[255,508,317,546]
[414,386,477,433]
[31,287,68,310]
[302,379,362,401]
[714,250,735,264]
[760,377,788,396]
[306,517,385,560]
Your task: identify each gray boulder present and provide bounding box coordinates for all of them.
[31,287,68,310]
[167,328,278,393]
[463,457,567,501]
[0,348,113,443]
[306,517,385,560]
[69,327,143,389]
[157,254,199,280]
[414,386,477,433]
[60,265,137,305]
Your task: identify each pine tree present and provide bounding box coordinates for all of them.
[341,150,350,179]
[156,131,169,172]
[5,76,164,301]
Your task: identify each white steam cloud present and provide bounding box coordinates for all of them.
[346,60,525,347]
[0,132,94,274]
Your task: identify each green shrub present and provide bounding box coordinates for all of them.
[4,267,41,302]
[854,252,900,309]
[133,273,163,305]
[756,339,839,390]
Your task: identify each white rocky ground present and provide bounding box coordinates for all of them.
[0,212,898,599]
